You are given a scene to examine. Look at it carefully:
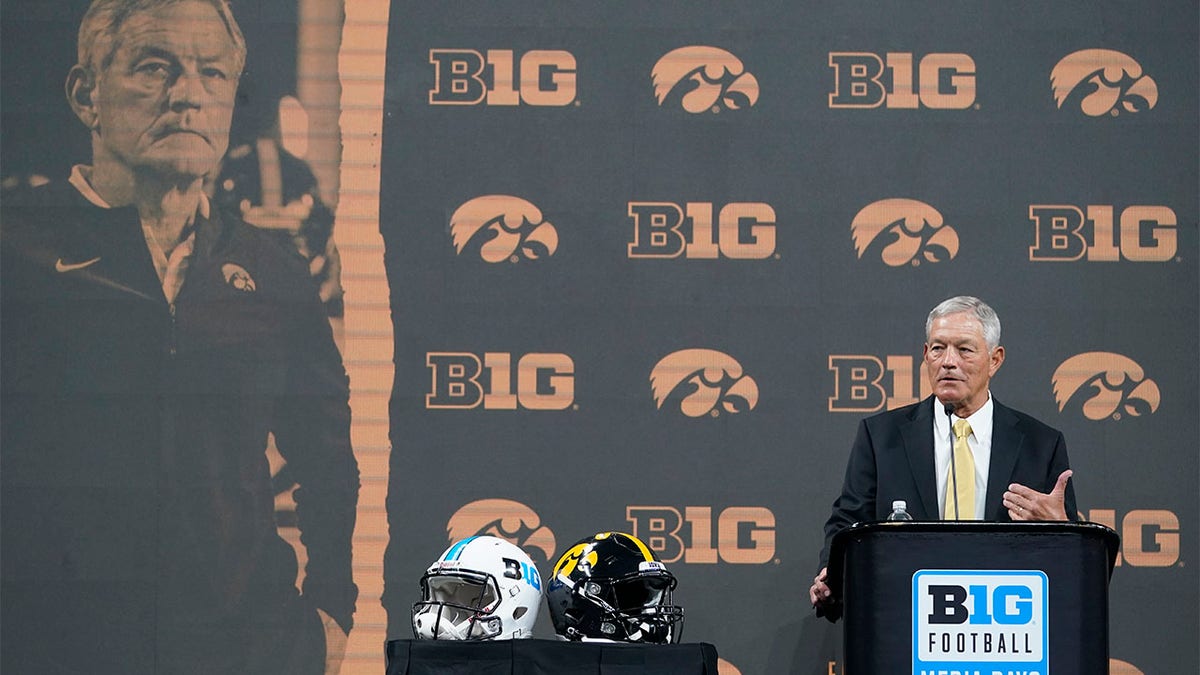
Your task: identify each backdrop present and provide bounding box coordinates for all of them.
[1,1,1196,673]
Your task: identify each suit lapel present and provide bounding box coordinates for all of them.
[985,401,1024,520]
[901,398,939,519]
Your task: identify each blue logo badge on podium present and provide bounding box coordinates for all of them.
[913,570,1049,674]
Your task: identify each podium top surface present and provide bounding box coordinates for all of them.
[827,520,1120,590]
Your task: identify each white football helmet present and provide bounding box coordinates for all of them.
[412,535,544,640]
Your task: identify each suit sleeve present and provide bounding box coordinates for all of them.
[272,274,360,632]
[1050,430,1079,521]
[819,419,879,569]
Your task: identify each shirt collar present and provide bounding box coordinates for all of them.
[69,164,211,219]
[934,393,995,440]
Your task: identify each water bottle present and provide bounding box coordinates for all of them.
[887,500,913,521]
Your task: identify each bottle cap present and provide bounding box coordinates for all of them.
[892,500,907,511]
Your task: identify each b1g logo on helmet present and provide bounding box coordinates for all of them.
[650,349,759,417]
[429,49,577,106]
[627,202,776,259]
[626,506,776,564]
[1051,49,1158,117]
[828,354,932,413]
[652,46,760,114]
[451,196,559,263]
[1052,352,1160,421]
[829,52,976,109]
[1028,204,1177,262]
[426,352,575,410]
[851,199,959,267]
[447,499,557,566]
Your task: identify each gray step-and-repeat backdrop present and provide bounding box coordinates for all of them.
[378,2,1196,674]
[1,1,1195,673]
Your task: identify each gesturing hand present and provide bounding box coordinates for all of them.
[1003,469,1072,521]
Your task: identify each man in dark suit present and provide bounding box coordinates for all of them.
[809,296,1076,615]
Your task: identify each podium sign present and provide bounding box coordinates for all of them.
[828,522,1119,674]
[913,569,1048,673]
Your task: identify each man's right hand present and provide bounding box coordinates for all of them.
[809,567,832,610]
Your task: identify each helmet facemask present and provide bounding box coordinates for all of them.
[412,570,505,640]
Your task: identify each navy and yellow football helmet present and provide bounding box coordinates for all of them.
[547,532,683,644]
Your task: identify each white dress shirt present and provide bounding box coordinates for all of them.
[933,394,994,519]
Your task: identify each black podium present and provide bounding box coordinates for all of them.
[827,521,1119,674]
[384,638,720,675]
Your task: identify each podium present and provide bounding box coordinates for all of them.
[384,638,720,675]
[827,521,1119,674]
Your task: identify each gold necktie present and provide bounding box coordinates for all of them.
[944,419,975,520]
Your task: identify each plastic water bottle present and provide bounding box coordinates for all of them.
[887,500,913,521]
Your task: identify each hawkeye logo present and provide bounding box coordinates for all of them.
[1052,352,1160,420]
[627,202,776,259]
[447,499,557,567]
[852,199,959,266]
[627,506,776,564]
[429,49,576,106]
[450,196,558,263]
[1028,204,1177,262]
[650,349,759,417]
[427,352,575,410]
[915,570,1048,674]
[829,354,931,412]
[1086,508,1180,567]
[1051,49,1158,117]
[829,52,976,109]
[1111,659,1145,674]
[652,46,760,113]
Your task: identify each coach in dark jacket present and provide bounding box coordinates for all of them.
[0,1,357,673]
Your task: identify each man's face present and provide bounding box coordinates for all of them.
[90,1,239,180]
[923,311,1004,416]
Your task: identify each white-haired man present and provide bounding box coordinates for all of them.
[809,296,1077,618]
[1,2,356,672]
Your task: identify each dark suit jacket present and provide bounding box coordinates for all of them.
[819,396,1077,568]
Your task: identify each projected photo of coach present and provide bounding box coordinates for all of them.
[0,1,358,673]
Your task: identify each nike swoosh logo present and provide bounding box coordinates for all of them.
[55,257,102,272]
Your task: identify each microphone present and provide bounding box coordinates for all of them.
[943,402,959,519]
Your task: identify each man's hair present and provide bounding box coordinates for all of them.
[76,0,246,75]
[926,296,1002,350]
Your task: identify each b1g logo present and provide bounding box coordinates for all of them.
[828,355,931,413]
[1051,49,1158,117]
[451,195,559,263]
[627,202,776,259]
[652,46,759,113]
[650,349,759,417]
[914,571,1048,674]
[829,52,976,109]
[626,506,776,564]
[1028,205,1177,262]
[447,499,557,567]
[426,352,575,410]
[429,49,577,106]
[1086,508,1179,567]
[1052,352,1160,420]
[852,199,959,267]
